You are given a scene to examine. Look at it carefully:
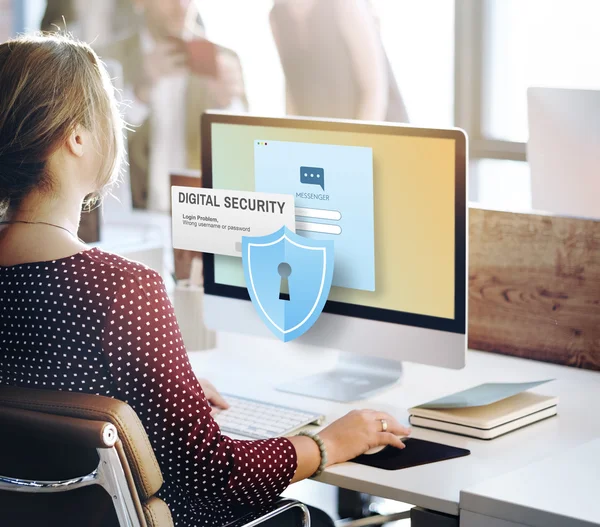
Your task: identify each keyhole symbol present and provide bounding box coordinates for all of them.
[278,262,292,301]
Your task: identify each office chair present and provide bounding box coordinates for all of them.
[0,386,310,527]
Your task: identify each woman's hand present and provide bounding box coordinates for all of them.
[197,378,230,415]
[319,410,411,466]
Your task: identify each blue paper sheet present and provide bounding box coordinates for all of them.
[416,380,555,409]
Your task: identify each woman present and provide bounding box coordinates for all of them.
[0,34,410,527]
[270,0,409,122]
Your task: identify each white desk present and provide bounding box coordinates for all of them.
[460,438,600,527]
[187,332,600,521]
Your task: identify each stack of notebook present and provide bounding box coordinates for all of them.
[409,380,558,440]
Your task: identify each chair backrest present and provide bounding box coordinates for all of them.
[0,386,173,527]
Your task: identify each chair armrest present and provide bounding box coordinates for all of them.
[0,406,117,448]
[223,498,310,527]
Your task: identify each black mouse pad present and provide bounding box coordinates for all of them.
[352,438,470,470]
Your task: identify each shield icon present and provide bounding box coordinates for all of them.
[242,226,334,342]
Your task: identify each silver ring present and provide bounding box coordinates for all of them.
[380,419,388,432]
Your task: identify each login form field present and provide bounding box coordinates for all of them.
[254,139,375,291]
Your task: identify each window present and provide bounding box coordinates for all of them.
[21,0,46,33]
[484,0,600,142]
[456,0,600,210]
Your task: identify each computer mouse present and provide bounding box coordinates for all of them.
[363,437,409,455]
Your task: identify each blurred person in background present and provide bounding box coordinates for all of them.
[98,0,248,212]
[41,0,75,32]
[41,0,121,46]
[270,0,408,123]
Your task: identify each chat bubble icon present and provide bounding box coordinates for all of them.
[300,166,325,191]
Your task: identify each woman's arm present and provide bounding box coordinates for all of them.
[102,269,297,508]
[102,267,411,507]
[336,0,388,121]
[288,436,321,483]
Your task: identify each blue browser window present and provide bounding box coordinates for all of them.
[254,139,375,291]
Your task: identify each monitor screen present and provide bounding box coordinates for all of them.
[202,115,466,335]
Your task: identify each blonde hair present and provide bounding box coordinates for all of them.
[0,33,124,218]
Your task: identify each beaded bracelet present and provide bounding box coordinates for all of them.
[296,431,328,477]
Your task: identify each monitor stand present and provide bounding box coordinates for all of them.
[277,353,403,402]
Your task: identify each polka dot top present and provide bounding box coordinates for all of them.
[0,247,297,526]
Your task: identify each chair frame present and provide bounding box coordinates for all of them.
[0,389,311,527]
[225,499,311,527]
[0,424,311,527]
[0,423,143,527]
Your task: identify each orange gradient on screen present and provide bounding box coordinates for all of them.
[212,124,455,320]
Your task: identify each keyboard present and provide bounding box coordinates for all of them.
[214,394,325,439]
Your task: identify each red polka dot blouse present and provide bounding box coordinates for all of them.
[0,247,297,526]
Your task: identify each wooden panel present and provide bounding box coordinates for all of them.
[468,207,600,371]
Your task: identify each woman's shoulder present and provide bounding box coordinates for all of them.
[82,247,163,285]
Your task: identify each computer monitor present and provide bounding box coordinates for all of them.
[527,87,600,220]
[201,112,467,402]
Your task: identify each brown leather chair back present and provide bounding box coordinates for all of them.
[0,386,173,527]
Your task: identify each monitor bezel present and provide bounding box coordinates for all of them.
[201,112,467,335]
